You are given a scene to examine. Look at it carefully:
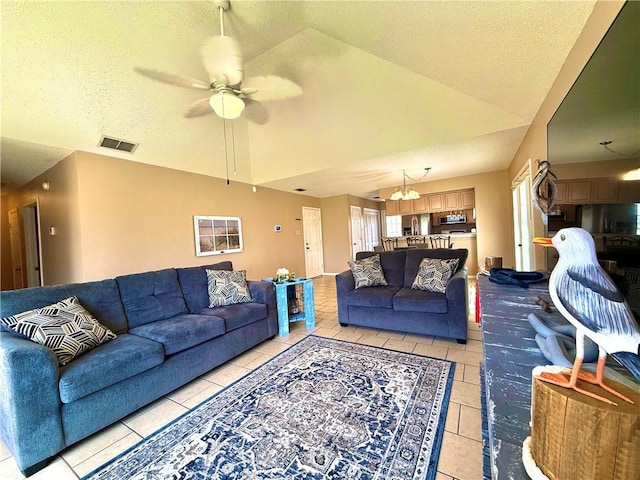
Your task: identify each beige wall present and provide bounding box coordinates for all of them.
[3,153,84,287]
[320,194,381,274]
[2,152,323,286]
[507,0,626,269]
[380,169,514,270]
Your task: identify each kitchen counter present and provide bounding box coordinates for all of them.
[393,234,478,273]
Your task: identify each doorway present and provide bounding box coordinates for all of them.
[23,201,43,287]
[363,208,381,251]
[512,167,534,271]
[302,206,324,278]
[349,206,364,260]
[8,208,24,289]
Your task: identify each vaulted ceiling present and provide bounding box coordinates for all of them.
[1,1,599,198]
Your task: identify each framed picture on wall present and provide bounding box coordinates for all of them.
[194,215,243,256]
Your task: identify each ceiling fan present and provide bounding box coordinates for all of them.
[135,0,302,123]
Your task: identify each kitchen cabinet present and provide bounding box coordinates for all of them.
[412,196,429,213]
[618,180,640,203]
[428,193,444,212]
[385,199,415,215]
[385,200,400,216]
[555,178,640,204]
[399,200,413,214]
[444,192,460,210]
[591,179,620,203]
[567,181,591,203]
[555,182,567,204]
[460,189,475,209]
[386,189,476,214]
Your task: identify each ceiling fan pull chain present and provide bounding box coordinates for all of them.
[223,117,230,185]
[231,121,237,176]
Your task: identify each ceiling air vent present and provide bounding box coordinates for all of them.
[98,135,139,154]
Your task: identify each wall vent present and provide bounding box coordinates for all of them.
[98,135,138,154]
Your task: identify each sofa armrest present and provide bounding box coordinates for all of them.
[247,280,278,337]
[336,271,355,324]
[446,267,468,303]
[0,332,64,473]
[445,267,469,341]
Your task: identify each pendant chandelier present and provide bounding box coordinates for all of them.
[389,168,431,200]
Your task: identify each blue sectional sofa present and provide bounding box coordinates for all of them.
[0,261,277,476]
[336,248,469,343]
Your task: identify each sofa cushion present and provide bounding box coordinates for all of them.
[176,262,234,313]
[1,296,117,366]
[0,279,128,334]
[58,334,164,403]
[392,288,449,313]
[346,286,400,309]
[411,258,460,293]
[348,255,388,289]
[206,270,252,307]
[355,250,406,286]
[200,302,267,332]
[128,313,225,355]
[404,248,468,287]
[116,269,188,328]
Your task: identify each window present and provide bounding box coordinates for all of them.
[194,216,243,256]
[385,215,402,238]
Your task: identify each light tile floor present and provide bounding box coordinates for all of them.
[0,276,483,480]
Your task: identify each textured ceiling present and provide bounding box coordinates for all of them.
[1,1,598,198]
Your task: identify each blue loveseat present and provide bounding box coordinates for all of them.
[0,261,277,476]
[336,248,469,343]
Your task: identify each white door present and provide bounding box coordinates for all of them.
[8,208,24,289]
[302,206,324,278]
[23,201,43,287]
[350,205,364,259]
[513,174,533,271]
[363,208,381,251]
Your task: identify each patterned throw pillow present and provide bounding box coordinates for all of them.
[347,254,389,289]
[206,269,253,307]
[0,296,117,365]
[412,258,460,293]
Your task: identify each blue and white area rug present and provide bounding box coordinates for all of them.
[84,335,455,480]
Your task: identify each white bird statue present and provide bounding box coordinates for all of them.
[531,160,557,226]
[533,227,640,405]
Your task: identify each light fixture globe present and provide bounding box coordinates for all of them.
[403,186,420,200]
[209,91,245,119]
[389,188,404,201]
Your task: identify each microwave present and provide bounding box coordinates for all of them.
[440,213,466,225]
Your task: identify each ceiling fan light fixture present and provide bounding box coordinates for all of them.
[209,91,245,119]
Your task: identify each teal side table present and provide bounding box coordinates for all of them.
[266,278,315,336]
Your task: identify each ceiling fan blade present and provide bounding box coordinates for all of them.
[134,67,210,90]
[201,36,243,86]
[243,99,269,125]
[241,76,303,102]
[184,98,213,118]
